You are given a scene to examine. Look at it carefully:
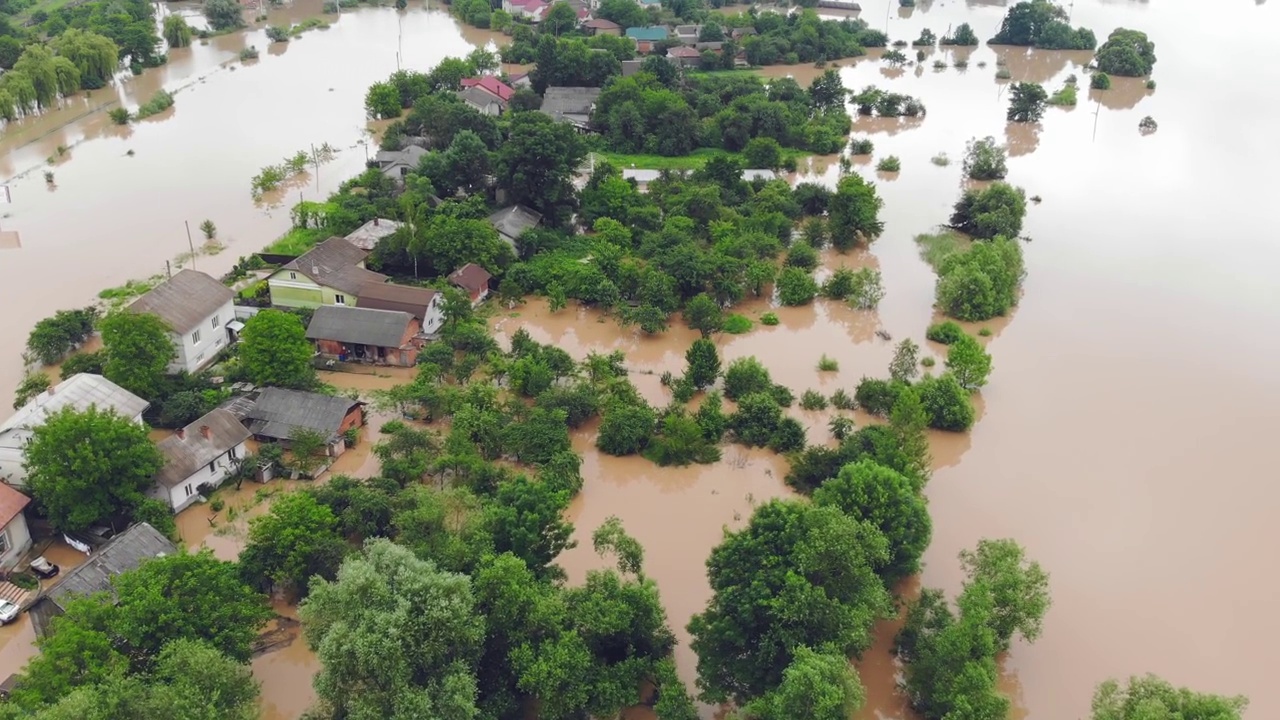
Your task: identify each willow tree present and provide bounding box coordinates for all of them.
[51,57,80,98]
[0,89,15,121]
[52,28,120,89]
[0,70,36,115]
[13,46,59,109]
[162,15,193,49]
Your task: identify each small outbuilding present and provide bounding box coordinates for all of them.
[448,263,494,305]
[540,86,602,130]
[488,205,543,248]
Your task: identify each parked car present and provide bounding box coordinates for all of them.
[0,599,19,625]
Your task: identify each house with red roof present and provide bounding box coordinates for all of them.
[584,17,621,36]
[0,484,32,571]
[460,76,516,115]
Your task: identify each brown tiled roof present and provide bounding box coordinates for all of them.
[584,17,619,29]
[0,484,31,529]
[127,270,233,335]
[153,409,251,489]
[448,264,493,294]
[358,281,438,319]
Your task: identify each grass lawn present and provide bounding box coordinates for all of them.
[598,147,810,171]
[15,0,79,22]
[914,230,971,270]
[263,227,326,256]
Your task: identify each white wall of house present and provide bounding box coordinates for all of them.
[0,512,32,571]
[422,294,446,335]
[149,441,248,513]
[170,298,236,374]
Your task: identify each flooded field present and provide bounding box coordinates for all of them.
[1,0,1278,718]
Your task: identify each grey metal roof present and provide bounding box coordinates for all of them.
[622,169,662,183]
[243,388,361,441]
[540,87,602,126]
[0,374,149,437]
[31,523,177,637]
[458,86,507,112]
[344,218,402,251]
[325,264,389,296]
[373,146,428,169]
[306,305,414,348]
[487,205,542,242]
[153,408,250,488]
[127,270,233,335]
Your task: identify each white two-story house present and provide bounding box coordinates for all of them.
[127,269,235,374]
[0,374,150,488]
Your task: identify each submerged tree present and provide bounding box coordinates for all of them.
[162,15,194,49]
[1006,82,1048,122]
[962,137,1008,181]
[1090,675,1247,720]
[1094,28,1157,77]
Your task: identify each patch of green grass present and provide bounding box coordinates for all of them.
[263,227,327,255]
[876,155,901,172]
[931,152,950,166]
[99,275,163,302]
[799,389,828,411]
[817,354,839,372]
[914,230,970,270]
[921,356,936,367]
[723,314,753,334]
[978,327,993,337]
[599,147,808,171]
[760,312,779,326]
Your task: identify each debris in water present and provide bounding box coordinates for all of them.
[876,329,893,341]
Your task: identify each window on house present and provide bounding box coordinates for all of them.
[335,294,346,305]
[289,272,297,280]
[195,352,205,364]
[191,329,201,344]
[184,485,193,498]
[229,446,239,461]
[212,315,219,328]
[0,529,8,555]
[208,460,217,474]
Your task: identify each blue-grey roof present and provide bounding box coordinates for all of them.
[626,26,669,40]
[243,388,361,441]
[306,305,414,348]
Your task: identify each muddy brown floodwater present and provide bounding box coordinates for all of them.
[3,0,1279,718]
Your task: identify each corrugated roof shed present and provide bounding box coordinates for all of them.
[306,305,414,348]
[127,270,233,335]
[343,218,402,251]
[0,374,149,437]
[243,388,361,441]
[153,409,250,489]
[30,523,177,637]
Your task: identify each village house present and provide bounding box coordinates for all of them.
[306,305,424,367]
[583,17,621,35]
[448,263,493,305]
[507,71,532,89]
[357,281,445,334]
[343,217,402,251]
[459,77,515,116]
[503,0,548,21]
[730,26,757,41]
[0,374,149,488]
[373,145,428,181]
[625,26,669,54]
[666,45,701,67]
[28,523,176,638]
[266,237,387,309]
[0,484,32,571]
[237,388,364,457]
[127,269,235,374]
[674,24,701,44]
[488,205,543,248]
[621,59,646,76]
[540,86,602,131]
[148,409,250,513]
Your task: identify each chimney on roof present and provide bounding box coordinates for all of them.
[200,425,211,439]
[176,427,185,439]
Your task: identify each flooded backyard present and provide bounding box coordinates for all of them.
[1,0,1278,718]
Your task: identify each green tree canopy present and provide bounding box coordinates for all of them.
[813,459,932,582]
[688,500,893,704]
[203,0,244,31]
[496,107,587,225]
[238,309,316,389]
[1094,28,1157,76]
[24,406,163,532]
[1090,675,1247,720]
[829,173,884,250]
[951,182,1027,240]
[945,334,993,391]
[684,338,721,389]
[240,491,347,597]
[100,311,173,400]
[741,645,866,720]
[1006,81,1048,122]
[301,540,485,720]
[959,538,1051,650]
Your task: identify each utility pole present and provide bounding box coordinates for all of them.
[1092,98,1101,141]
[184,220,196,271]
